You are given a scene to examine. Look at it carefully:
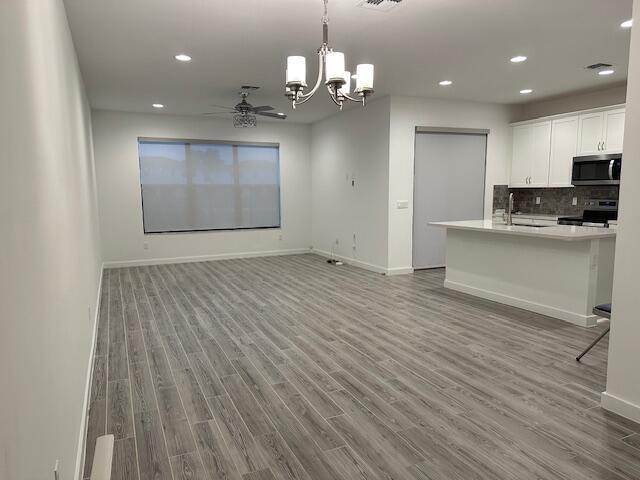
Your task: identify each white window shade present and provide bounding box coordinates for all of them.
[139,139,281,233]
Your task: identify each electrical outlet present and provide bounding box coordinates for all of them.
[143,242,149,250]
[278,234,283,241]
[535,197,541,205]
[572,197,578,206]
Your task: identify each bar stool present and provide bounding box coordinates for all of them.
[576,304,611,362]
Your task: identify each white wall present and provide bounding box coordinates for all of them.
[311,97,391,272]
[514,84,627,121]
[92,110,312,265]
[602,0,640,423]
[387,96,514,271]
[0,1,103,479]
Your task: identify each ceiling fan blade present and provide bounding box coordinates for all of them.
[256,111,287,119]
[251,105,275,112]
[201,111,233,116]
[209,104,237,111]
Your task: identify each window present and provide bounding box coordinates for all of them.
[138,138,281,233]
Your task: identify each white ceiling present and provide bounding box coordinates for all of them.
[63,0,633,124]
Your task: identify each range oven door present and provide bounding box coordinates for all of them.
[572,154,622,185]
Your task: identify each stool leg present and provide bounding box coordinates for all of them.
[576,327,610,362]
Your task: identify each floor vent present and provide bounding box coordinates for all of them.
[357,0,403,12]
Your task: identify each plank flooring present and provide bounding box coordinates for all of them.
[83,254,640,480]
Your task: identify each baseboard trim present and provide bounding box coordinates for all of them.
[74,262,105,480]
[103,248,311,268]
[386,266,414,276]
[601,391,640,424]
[444,279,597,327]
[311,249,388,275]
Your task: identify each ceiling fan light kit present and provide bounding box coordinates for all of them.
[285,0,375,110]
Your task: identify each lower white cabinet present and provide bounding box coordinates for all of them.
[511,105,625,188]
[548,116,579,187]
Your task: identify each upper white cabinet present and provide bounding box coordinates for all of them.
[510,122,551,187]
[603,108,626,153]
[548,116,579,187]
[577,113,604,155]
[577,107,626,155]
[511,105,625,188]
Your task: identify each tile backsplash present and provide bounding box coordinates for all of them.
[493,185,619,217]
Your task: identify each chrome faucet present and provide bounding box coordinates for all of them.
[507,193,514,226]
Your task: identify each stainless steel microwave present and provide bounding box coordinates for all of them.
[572,154,622,186]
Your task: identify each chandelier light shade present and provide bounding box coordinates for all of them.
[286,56,307,85]
[285,0,375,110]
[338,71,351,96]
[356,64,374,90]
[325,52,345,82]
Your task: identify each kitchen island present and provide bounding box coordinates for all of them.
[430,220,616,326]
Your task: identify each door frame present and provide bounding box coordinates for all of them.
[412,127,489,270]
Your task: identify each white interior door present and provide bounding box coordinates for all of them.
[412,132,487,269]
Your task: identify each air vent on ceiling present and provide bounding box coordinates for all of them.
[357,0,403,12]
[585,63,613,70]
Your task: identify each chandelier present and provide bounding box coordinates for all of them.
[285,0,375,110]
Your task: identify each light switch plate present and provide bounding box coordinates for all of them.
[396,200,409,209]
[535,197,541,205]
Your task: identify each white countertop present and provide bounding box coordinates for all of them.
[430,220,616,241]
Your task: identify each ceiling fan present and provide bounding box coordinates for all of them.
[202,86,287,128]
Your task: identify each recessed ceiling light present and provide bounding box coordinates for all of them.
[621,19,633,28]
[598,69,615,76]
[152,103,165,108]
[510,55,528,63]
[174,54,192,62]
[277,113,285,116]
[520,89,533,95]
[439,80,453,86]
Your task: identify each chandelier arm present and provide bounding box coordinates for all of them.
[326,84,343,107]
[297,52,326,103]
[341,92,363,104]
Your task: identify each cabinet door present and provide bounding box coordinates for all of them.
[529,121,552,187]
[603,108,626,153]
[548,116,579,187]
[577,112,604,155]
[510,125,532,187]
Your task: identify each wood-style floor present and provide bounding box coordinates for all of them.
[83,254,640,480]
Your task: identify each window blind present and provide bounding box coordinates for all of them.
[138,139,281,233]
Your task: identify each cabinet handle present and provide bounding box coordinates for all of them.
[602,141,606,151]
